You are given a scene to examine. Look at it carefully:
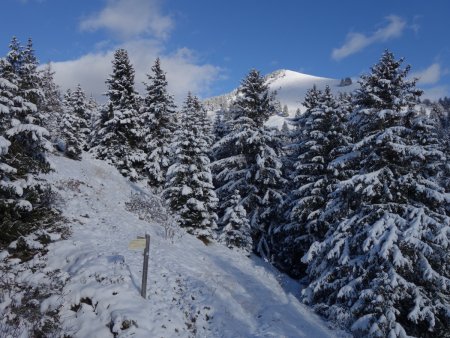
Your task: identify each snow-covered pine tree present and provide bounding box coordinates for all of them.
[59,89,84,160]
[273,86,325,276]
[211,107,235,155]
[273,99,282,115]
[212,111,227,142]
[141,58,177,189]
[303,85,321,110]
[91,48,145,180]
[0,59,19,238]
[3,37,50,175]
[277,88,321,191]
[198,102,215,149]
[417,106,450,217]
[87,94,98,113]
[0,136,18,225]
[86,95,99,147]
[329,90,356,179]
[163,93,218,241]
[438,96,450,110]
[6,37,21,77]
[302,50,450,338]
[0,133,29,245]
[212,69,285,257]
[282,104,289,117]
[0,38,54,246]
[277,120,291,145]
[0,58,15,133]
[237,69,274,125]
[39,63,62,114]
[273,86,351,277]
[19,39,43,108]
[70,84,91,150]
[430,103,450,153]
[284,87,323,183]
[218,190,252,255]
[287,85,322,135]
[443,114,450,194]
[281,120,289,134]
[38,63,63,142]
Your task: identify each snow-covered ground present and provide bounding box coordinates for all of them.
[23,153,349,338]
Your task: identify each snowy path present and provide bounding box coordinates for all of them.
[43,154,348,338]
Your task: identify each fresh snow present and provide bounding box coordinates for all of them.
[0,136,10,155]
[38,153,349,338]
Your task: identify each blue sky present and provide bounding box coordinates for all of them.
[1,0,449,102]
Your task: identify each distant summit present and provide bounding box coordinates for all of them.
[204,69,356,128]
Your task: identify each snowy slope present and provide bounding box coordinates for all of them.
[266,70,336,111]
[39,153,349,338]
[204,69,357,128]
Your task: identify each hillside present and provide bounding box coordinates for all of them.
[1,153,349,337]
[204,69,357,128]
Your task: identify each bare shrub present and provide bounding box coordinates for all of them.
[125,192,180,242]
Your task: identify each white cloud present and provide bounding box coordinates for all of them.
[332,15,406,60]
[410,63,441,85]
[17,0,46,3]
[51,40,221,104]
[80,0,173,40]
[52,0,221,104]
[421,85,450,101]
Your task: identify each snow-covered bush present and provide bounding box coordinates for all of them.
[0,230,68,337]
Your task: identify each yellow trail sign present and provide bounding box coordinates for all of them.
[128,238,146,250]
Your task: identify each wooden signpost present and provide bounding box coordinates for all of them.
[128,238,146,250]
[128,234,150,299]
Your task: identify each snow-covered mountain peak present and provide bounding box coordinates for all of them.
[204,69,356,128]
[266,69,333,86]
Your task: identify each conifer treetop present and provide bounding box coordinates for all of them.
[355,50,422,112]
[7,37,22,73]
[105,48,138,110]
[235,69,274,127]
[303,85,321,110]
